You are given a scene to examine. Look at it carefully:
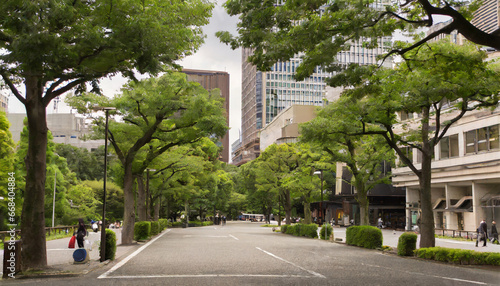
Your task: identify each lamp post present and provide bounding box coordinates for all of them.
[94,106,115,262]
[52,170,56,228]
[314,170,324,223]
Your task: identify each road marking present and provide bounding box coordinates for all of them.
[102,274,315,279]
[229,234,239,240]
[361,262,488,285]
[256,247,325,278]
[98,229,171,279]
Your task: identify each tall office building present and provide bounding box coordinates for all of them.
[233,37,391,165]
[182,69,230,163]
[471,0,500,35]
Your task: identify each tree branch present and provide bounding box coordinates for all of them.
[0,71,26,105]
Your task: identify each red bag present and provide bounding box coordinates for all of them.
[68,235,76,248]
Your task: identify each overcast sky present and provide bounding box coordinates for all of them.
[7,1,243,152]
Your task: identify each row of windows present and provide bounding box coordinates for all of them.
[439,125,499,159]
[266,81,323,89]
[397,124,500,166]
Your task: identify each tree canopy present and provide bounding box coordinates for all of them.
[68,71,228,244]
[217,0,495,80]
[1,0,214,270]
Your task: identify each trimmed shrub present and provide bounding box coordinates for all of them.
[203,221,214,226]
[320,224,333,240]
[301,224,319,238]
[159,219,169,230]
[415,247,500,266]
[171,222,183,227]
[397,232,417,256]
[134,221,151,241]
[281,224,289,233]
[105,229,117,260]
[150,221,160,235]
[346,225,382,249]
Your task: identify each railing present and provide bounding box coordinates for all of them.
[435,228,476,240]
[0,226,81,244]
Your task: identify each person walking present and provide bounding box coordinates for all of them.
[491,221,498,244]
[76,218,88,248]
[475,219,488,247]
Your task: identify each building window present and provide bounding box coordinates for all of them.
[465,124,500,154]
[440,134,459,159]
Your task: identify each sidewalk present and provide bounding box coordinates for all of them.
[1,228,141,278]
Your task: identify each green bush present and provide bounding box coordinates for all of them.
[280,224,318,239]
[171,222,183,227]
[105,229,117,260]
[320,224,333,240]
[397,232,417,256]
[150,221,160,235]
[159,219,169,230]
[134,221,151,241]
[346,225,382,249]
[202,221,214,226]
[415,247,500,266]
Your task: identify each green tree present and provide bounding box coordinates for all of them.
[0,111,16,230]
[301,104,394,225]
[217,0,496,79]
[68,72,227,244]
[326,42,500,247]
[55,143,105,181]
[1,0,213,270]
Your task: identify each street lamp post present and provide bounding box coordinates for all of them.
[314,170,324,223]
[52,170,56,228]
[146,169,156,221]
[95,106,115,262]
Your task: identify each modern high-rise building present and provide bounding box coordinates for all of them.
[182,69,230,163]
[233,39,392,165]
[471,0,500,35]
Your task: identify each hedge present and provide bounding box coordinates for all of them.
[105,229,117,260]
[415,247,500,266]
[320,224,333,240]
[346,225,383,249]
[150,221,160,236]
[134,221,151,241]
[397,232,418,256]
[281,223,318,239]
[159,219,169,230]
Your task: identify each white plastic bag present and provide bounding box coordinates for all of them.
[85,239,92,251]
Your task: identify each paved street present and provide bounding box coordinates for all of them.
[4,221,499,286]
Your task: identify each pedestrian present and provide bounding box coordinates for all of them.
[491,221,498,244]
[475,219,488,247]
[377,217,383,229]
[76,218,88,248]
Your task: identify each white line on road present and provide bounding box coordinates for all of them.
[229,234,239,240]
[102,274,315,279]
[361,262,488,285]
[98,229,171,279]
[256,247,325,279]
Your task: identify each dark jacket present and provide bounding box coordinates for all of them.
[478,221,488,238]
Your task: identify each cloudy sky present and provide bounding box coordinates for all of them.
[8,1,243,152]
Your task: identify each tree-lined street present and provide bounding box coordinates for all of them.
[5,222,499,285]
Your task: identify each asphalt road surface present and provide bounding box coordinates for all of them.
[7,222,500,286]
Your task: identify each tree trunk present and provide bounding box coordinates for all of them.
[153,198,160,221]
[136,176,147,221]
[285,190,292,225]
[419,107,436,248]
[419,145,435,248]
[303,200,312,224]
[21,76,48,271]
[122,164,136,244]
[356,184,370,226]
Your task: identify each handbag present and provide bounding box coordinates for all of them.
[68,235,76,248]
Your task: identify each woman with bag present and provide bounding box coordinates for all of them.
[76,218,87,248]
